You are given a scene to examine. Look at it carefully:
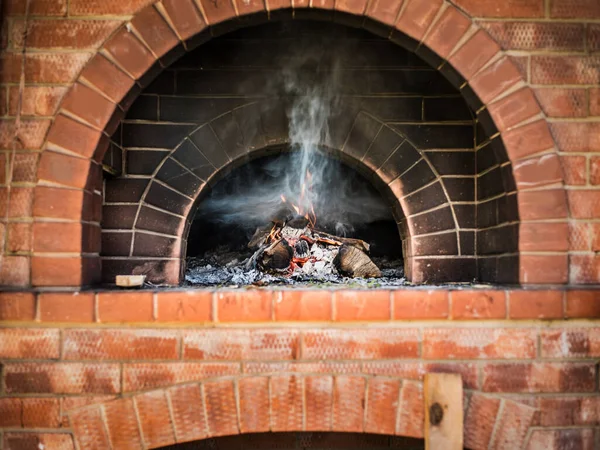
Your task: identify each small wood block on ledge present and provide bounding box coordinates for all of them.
[424,373,463,450]
[116,275,146,287]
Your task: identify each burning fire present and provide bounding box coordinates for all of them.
[279,170,317,228]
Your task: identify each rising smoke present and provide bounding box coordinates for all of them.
[195,28,393,238]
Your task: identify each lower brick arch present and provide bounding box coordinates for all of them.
[67,374,537,450]
[31,0,568,287]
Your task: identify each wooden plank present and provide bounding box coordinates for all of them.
[424,373,463,450]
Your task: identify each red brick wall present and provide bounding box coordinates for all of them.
[1,288,599,449]
[1,0,597,287]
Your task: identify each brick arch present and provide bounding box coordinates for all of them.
[33,0,567,287]
[67,374,537,450]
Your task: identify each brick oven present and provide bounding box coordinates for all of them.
[1,0,600,449]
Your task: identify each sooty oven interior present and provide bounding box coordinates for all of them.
[101,19,519,287]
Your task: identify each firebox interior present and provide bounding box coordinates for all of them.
[101,18,519,286]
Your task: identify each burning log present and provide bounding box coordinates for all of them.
[312,230,370,253]
[333,244,381,278]
[258,238,294,271]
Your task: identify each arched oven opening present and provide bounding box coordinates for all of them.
[101,18,518,287]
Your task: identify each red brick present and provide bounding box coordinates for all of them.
[591,157,600,185]
[183,329,298,360]
[33,186,89,220]
[451,290,506,319]
[216,290,272,322]
[3,433,75,450]
[5,222,31,253]
[8,86,67,117]
[103,28,156,80]
[0,118,50,149]
[104,398,143,449]
[4,0,67,15]
[449,30,500,80]
[0,398,22,426]
[39,292,94,322]
[0,292,35,321]
[22,398,61,428]
[168,384,208,442]
[490,399,536,449]
[569,222,600,251]
[33,222,88,253]
[304,328,419,359]
[335,0,368,14]
[551,122,600,153]
[567,191,600,219]
[550,0,600,18]
[464,394,500,450]
[453,0,544,17]
[395,0,442,41]
[2,53,91,84]
[396,381,423,438]
[123,362,239,392]
[0,328,60,359]
[561,155,586,185]
[502,120,555,161]
[334,290,390,321]
[482,362,596,393]
[534,88,587,118]
[269,375,303,431]
[135,390,176,448]
[0,187,34,220]
[393,290,448,319]
[244,361,362,376]
[198,0,237,25]
[591,24,600,52]
[80,54,135,104]
[238,377,270,433]
[0,256,30,287]
[10,19,121,50]
[61,84,116,132]
[532,55,600,85]
[275,290,332,321]
[539,396,600,426]
[591,88,600,116]
[509,290,563,319]
[366,0,405,26]
[157,290,212,322]
[131,5,179,58]
[203,380,239,437]
[566,290,600,318]
[332,376,365,432]
[513,153,563,189]
[518,189,568,221]
[97,292,153,322]
[3,363,120,394]
[69,0,153,15]
[470,57,522,104]
[527,429,596,450]
[364,377,400,435]
[234,0,266,15]
[63,329,179,360]
[423,5,471,59]
[37,151,91,189]
[305,375,333,431]
[70,407,111,450]
[541,328,600,358]
[423,328,536,359]
[569,254,600,284]
[481,21,584,51]
[487,88,539,131]
[161,0,207,40]
[519,222,569,252]
[32,256,99,287]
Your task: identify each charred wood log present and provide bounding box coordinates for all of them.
[312,230,370,253]
[248,225,272,250]
[286,215,310,229]
[259,238,294,271]
[333,244,381,278]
